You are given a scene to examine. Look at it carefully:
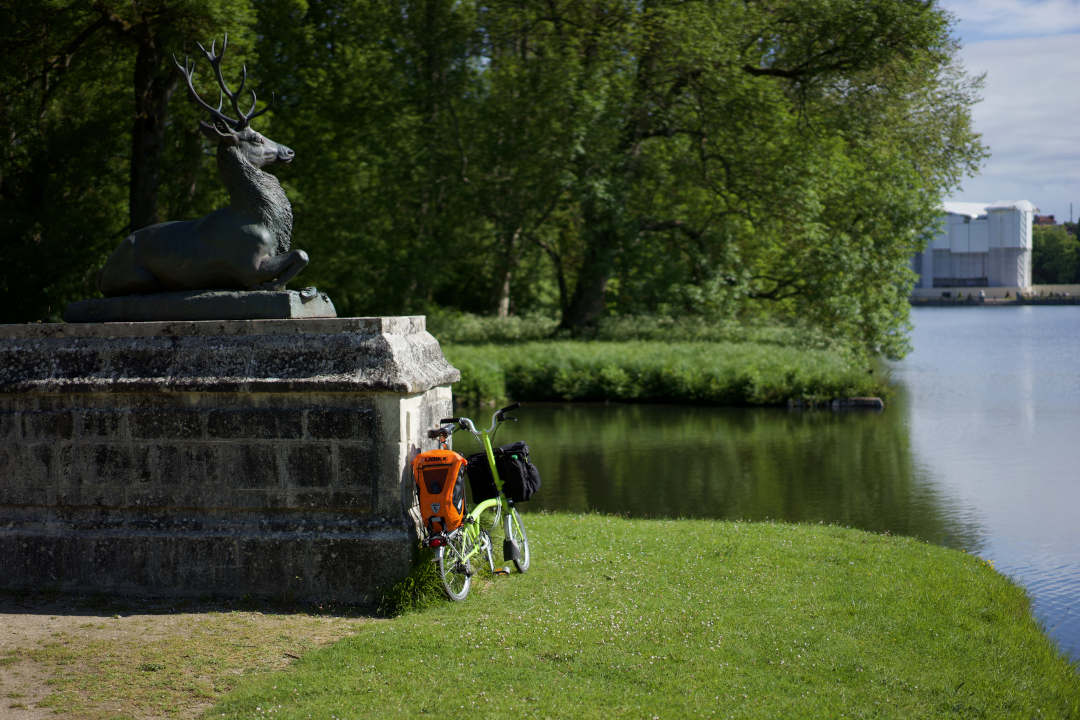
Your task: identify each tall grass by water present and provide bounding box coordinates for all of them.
[444,341,886,407]
[209,514,1080,719]
[427,310,840,348]
[429,312,885,407]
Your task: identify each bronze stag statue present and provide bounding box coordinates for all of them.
[98,36,308,296]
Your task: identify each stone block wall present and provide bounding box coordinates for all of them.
[0,318,457,605]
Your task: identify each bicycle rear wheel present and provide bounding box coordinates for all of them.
[435,533,472,601]
[507,507,530,573]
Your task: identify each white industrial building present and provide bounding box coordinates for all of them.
[912,201,1035,289]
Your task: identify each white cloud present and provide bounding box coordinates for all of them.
[943,0,1080,40]
[940,1,1080,221]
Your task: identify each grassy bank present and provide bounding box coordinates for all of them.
[426,311,840,347]
[427,313,887,407]
[443,341,887,407]
[210,515,1079,719]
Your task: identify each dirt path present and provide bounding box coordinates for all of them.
[1,595,112,720]
[0,594,373,720]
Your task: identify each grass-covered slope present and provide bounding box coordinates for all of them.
[209,515,1079,719]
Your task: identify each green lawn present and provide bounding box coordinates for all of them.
[207,514,1079,719]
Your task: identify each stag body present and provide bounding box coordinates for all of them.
[98,37,307,297]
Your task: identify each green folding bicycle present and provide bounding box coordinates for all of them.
[419,403,531,601]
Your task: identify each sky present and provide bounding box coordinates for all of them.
[939,0,1080,223]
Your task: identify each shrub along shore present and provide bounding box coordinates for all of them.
[430,314,889,407]
[210,514,1080,719]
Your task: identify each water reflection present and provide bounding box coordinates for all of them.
[892,306,1080,664]
[456,401,982,551]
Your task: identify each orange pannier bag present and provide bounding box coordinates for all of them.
[412,449,468,535]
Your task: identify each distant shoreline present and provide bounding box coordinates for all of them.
[911,296,1080,306]
[911,283,1080,306]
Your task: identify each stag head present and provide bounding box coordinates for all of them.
[174,35,294,168]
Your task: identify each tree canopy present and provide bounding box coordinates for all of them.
[1032,224,1080,285]
[0,0,986,357]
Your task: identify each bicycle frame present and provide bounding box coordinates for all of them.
[431,497,501,576]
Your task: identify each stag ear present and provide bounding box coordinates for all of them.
[199,119,240,145]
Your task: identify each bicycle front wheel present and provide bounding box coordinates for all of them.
[507,507,530,573]
[436,534,472,601]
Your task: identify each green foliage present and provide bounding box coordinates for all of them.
[590,315,840,349]
[0,0,254,322]
[444,339,885,407]
[429,310,844,349]
[0,3,130,321]
[1032,224,1080,284]
[209,515,1080,719]
[426,308,559,343]
[2,1,985,358]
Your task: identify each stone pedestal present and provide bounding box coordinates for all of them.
[0,317,458,606]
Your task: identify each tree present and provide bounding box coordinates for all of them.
[453,1,582,316]
[90,1,256,231]
[535,0,985,355]
[1,0,986,359]
[0,2,130,322]
[731,1,987,357]
[1033,225,1080,284]
[251,0,493,317]
[0,0,254,322]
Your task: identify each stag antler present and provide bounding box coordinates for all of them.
[173,33,272,130]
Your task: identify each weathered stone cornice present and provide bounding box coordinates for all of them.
[0,317,460,394]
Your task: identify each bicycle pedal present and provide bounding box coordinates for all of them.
[494,567,511,576]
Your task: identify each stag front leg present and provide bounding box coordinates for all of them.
[254,249,309,290]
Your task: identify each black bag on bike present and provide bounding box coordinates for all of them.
[467,441,541,503]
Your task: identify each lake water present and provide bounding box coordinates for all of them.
[460,306,1080,663]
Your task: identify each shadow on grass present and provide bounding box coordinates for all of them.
[0,588,379,621]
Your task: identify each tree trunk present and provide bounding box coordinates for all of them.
[559,223,619,332]
[530,235,569,322]
[496,269,512,318]
[129,37,175,231]
[495,227,522,318]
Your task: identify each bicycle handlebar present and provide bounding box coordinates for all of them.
[495,402,520,421]
[430,403,523,439]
